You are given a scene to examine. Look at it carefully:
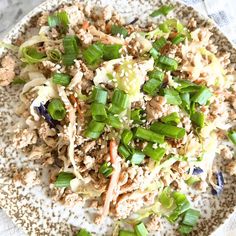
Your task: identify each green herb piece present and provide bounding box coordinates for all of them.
[180,93,191,111]
[178,224,193,235]
[48,11,69,33]
[47,98,66,121]
[106,114,122,129]
[149,47,160,59]
[12,77,26,85]
[52,73,71,86]
[172,34,185,45]
[228,131,236,145]
[164,88,182,105]
[91,87,108,105]
[153,37,167,50]
[143,143,165,162]
[99,161,113,177]
[47,49,62,62]
[103,44,122,60]
[161,112,180,125]
[76,228,92,236]
[134,127,165,144]
[21,47,47,64]
[185,176,200,186]
[109,89,129,114]
[147,69,164,80]
[84,120,105,139]
[159,187,174,208]
[121,129,133,145]
[158,55,178,71]
[54,172,75,188]
[150,5,174,17]
[83,42,104,65]
[111,25,128,38]
[143,78,162,96]
[150,122,186,139]
[190,112,205,128]
[131,109,144,124]
[182,209,200,226]
[134,222,148,236]
[129,150,145,165]
[62,35,79,66]
[191,87,212,105]
[118,145,131,159]
[119,230,136,236]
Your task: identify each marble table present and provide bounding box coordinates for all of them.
[0,0,236,235]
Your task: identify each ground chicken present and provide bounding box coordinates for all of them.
[0,54,16,86]
[63,192,83,206]
[226,161,236,175]
[220,146,233,160]
[13,168,40,187]
[146,215,162,232]
[13,129,38,149]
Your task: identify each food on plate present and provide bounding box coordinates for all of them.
[1,2,236,235]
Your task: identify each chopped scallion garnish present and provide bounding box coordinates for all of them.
[91,103,107,121]
[150,5,174,17]
[164,88,182,105]
[118,230,136,236]
[48,11,69,33]
[84,120,105,139]
[47,98,66,121]
[121,129,133,145]
[143,143,165,162]
[158,55,178,71]
[191,87,212,105]
[182,209,200,226]
[47,49,62,62]
[134,127,165,144]
[106,114,123,129]
[52,73,71,86]
[159,187,174,208]
[228,131,236,145]
[131,109,144,124]
[129,150,145,165]
[111,25,128,38]
[153,37,167,50]
[150,122,186,139]
[143,78,162,96]
[161,112,180,125]
[83,43,104,65]
[190,112,205,128]
[99,161,113,177]
[134,222,149,236]
[91,87,108,105]
[172,34,185,45]
[21,47,47,64]
[109,89,129,114]
[103,44,122,60]
[76,228,92,236]
[54,172,75,188]
[118,145,131,159]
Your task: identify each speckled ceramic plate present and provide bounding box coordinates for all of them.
[0,0,236,235]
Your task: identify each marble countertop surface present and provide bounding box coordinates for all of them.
[0,0,236,236]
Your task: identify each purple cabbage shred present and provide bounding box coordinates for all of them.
[35,103,57,129]
[211,171,224,195]
[192,167,204,175]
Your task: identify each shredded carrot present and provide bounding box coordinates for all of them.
[100,140,121,222]
[82,21,89,30]
[69,94,83,120]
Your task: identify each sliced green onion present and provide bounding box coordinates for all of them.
[83,43,104,65]
[143,78,162,96]
[172,34,185,44]
[158,55,178,71]
[131,109,144,124]
[180,93,191,111]
[110,89,129,114]
[228,131,236,145]
[134,127,165,144]
[134,222,149,236]
[91,87,108,104]
[129,150,145,165]
[103,44,122,60]
[150,122,186,139]
[119,230,136,236]
[62,35,79,66]
[174,78,200,93]
[12,77,26,85]
[47,49,62,62]
[91,103,107,121]
[121,129,133,145]
[48,11,69,33]
[47,98,66,121]
[153,37,167,50]
[150,5,174,17]
[111,25,128,38]
[164,88,182,105]
[190,112,205,128]
[149,47,160,59]
[21,47,47,64]
[106,114,122,129]
[76,229,92,236]
[182,209,200,226]
[143,143,165,162]
[159,187,174,208]
[52,73,71,86]
[54,172,75,188]
[159,23,170,33]
[148,69,164,80]
[118,145,131,159]
[178,224,193,234]
[99,161,113,177]
[185,176,200,186]
[161,112,180,125]
[191,87,212,105]
[84,120,105,139]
